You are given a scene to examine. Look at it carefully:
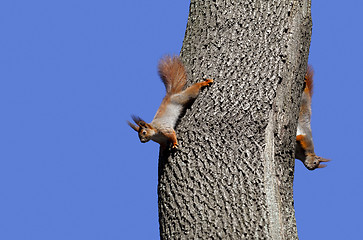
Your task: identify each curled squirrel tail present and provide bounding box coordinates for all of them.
[304,65,314,97]
[158,55,187,95]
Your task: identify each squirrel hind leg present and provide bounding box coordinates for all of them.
[201,78,214,86]
[173,78,214,105]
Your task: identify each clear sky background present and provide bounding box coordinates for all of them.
[1,1,362,239]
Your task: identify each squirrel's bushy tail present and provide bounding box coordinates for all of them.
[304,65,314,97]
[158,55,187,94]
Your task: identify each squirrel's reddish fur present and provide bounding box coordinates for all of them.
[304,65,314,97]
[158,56,186,95]
[295,65,330,170]
[128,55,213,149]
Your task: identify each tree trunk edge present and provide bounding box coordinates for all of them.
[158,1,312,239]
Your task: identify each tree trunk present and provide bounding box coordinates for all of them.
[158,1,312,239]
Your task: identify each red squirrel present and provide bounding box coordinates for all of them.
[295,65,330,170]
[128,55,213,149]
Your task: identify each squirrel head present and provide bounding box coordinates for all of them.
[304,154,330,170]
[128,115,157,143]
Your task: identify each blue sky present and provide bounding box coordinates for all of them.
[1,1,362,239]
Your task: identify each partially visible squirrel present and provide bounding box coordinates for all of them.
[295,65,330,170]
[128,55,213,149]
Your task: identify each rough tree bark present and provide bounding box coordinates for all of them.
[158,1,312,239]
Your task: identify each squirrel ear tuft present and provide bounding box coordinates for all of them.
[139,121,147,127]
[131,115,150,128]
[317,157,330,163]
[131,115,145,125]
[127,121,139,132]
[316,156,330,169]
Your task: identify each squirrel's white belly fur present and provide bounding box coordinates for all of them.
[152,102,183,129]
[296,125,305,136]
[297,115,311,136]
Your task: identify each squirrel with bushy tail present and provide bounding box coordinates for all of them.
[295,66,330,170]
[128,55,213,149]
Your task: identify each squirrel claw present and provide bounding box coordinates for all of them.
[204,78,214,86]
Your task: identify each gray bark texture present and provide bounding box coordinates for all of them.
[158,1,312,239]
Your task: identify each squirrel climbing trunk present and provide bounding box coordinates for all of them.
[295,66,330,170]
[128,55,213,149]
